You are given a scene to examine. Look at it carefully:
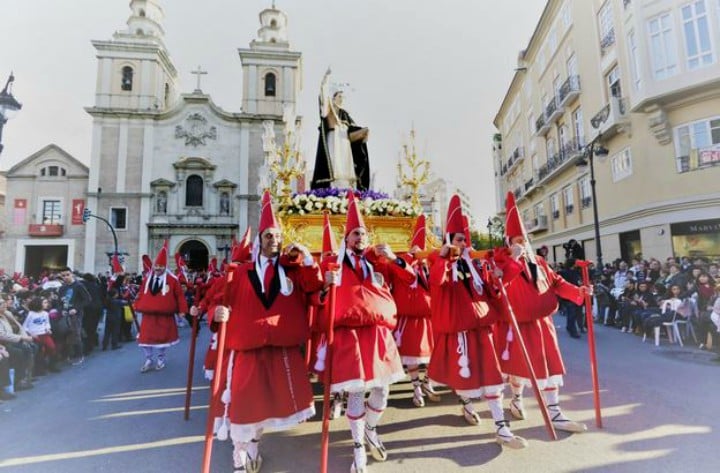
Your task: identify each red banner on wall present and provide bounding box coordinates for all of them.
[13,199,27,225]
[71,199,85,225]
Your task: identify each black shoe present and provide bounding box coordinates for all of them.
[568,331,581,339]
[111,344,121,350]
[0,391,16,400]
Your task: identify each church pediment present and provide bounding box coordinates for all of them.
[172,156,216,171]
[212,179,237,189]
[150,178,176,188]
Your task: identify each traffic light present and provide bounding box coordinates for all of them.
[82,208,91,223]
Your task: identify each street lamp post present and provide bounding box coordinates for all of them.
[217,241,231,262]
[486,218,494,247]
[0,72,22,156]
[576,135,608,273]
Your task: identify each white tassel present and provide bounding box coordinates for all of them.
[314,342,327,372]
[502,327,512,361]
[501,348,510,361]
[216,419,229,441]
[506,328,514,342]
[457,332,471,378]
[221,388,232,404]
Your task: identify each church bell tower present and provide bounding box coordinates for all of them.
[90,0,179,112]
[238,3,302,116]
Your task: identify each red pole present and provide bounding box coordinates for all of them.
[490,258,557,441]
[576,260,603,428]
[320,263,339,473]
[201,265,236,473]
[184,308,200,421]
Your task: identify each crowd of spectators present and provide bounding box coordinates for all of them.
[552,251,720,353]
[0,265,212,404]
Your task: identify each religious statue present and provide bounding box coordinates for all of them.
[310,68,370,191]
[156,192,167,214]
[219,192,230,215]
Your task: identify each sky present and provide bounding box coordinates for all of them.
[0,0,547,227]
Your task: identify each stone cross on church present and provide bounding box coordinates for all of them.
[191,65,207,93]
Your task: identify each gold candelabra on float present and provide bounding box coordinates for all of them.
[260,105,306,207]
[397,127,430,212]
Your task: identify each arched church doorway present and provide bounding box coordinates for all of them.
[178,239,209,271]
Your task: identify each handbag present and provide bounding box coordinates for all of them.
[123,306,135,323]
[50,314,71,338]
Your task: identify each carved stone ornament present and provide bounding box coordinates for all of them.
[175,113,217,147]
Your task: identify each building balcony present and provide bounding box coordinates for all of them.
[591,96,629,139]
[524,177,535,192]
[535,114,551,136]
[581,196,592,208]
[535,147,579,187]
[600,28,615,56]
[565,204,575,215]
[506,147,524,174]
[545,97,563,125]
[513,187,522,200]
[561,137,586,160]
[28,224,64,237]
[558,75,581,108]
[526,216,548,234]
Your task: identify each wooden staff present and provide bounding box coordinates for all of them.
[183,306,200,421]
[320,262,340,473]
[201,265,236,473]
[488,257,557,441]
[576,260,603,428]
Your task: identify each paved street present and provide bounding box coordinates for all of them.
[1,320,719,473]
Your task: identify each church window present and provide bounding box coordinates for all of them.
[110,207,128,230]
[186,175,204,207]
[61,168,66,176]
[136,29,144,35]
[139,9,146,17]
[264,72,276,96]
[48,166,59,176]
[121,66,134,91]
[270,19,277,27]
[40,168,46,176]
[164,83,170,107]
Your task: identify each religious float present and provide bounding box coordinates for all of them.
[258,106,435,253]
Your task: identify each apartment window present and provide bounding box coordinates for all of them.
[532,154,541,175]
[546,137,557,161]
[534,202,546,219]
[674,116,720,171]
[121,66,134,91]
[681,0,714,69]
[42,200,62,225]
[185,175,204,207]
[567,54,578,79]
[628,30,642,91]
[553,75,562,99]
[522,209,532,225]
[110,207,127,230]
[563,186,575,214]
[598,1,615,52]
[572,107,585,146]
[648,13,678,79]
[551,193,560,219]
[538,50,546,71]
[607,66,622,98]
[548,29,558,55]
[580,177,592,207]
[561,2,572,28]
[559,124,570,153]
[611,147,633,182]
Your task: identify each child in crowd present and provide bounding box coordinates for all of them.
[22,296,59,374]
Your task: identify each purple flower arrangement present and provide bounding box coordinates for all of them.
[297,188,390,200]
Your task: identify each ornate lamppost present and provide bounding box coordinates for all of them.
[260,105,306,207]
[0,72,22,156]
[397,127,430,212]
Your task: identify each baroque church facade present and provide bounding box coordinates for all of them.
[84,0,302,274]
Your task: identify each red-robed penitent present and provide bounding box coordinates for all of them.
[315,251,412,393]
[134,272,188,348]
[222,255,324,438]
[494,252,584,387]
[494,191,585,387]
[390,254,434,365]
